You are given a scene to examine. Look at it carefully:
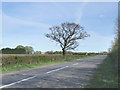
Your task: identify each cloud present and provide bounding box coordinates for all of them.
[77,31,114,52]
[99,14,105,18]
[75,1,88,23]
[2,13,50,33]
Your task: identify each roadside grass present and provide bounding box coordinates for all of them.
[85,56,118,88]
[1,55,96,74]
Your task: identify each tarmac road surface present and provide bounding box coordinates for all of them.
[1,55,107,88]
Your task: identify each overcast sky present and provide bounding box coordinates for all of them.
[1,2,118,52]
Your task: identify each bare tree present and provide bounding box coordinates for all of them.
[45,22,90,55]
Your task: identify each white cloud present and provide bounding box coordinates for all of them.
[77,31,114,52]
[99,14,105,18]
[2,13,50,32]
[75,1,88,23]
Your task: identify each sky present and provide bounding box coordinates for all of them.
[1,2,118,52]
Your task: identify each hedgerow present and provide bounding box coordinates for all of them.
[2,55,82,67]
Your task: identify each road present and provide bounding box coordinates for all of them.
[1,55,107,88]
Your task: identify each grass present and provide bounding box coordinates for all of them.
[1,55,96,74]
[85,56,118,88]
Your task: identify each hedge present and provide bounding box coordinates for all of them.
[2,55,83,67]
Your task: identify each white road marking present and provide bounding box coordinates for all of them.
[46,66,69,74]
[0,76,36,88]
[73,63,79,65]
[22,74,27,75]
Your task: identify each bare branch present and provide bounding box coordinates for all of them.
[45,22,90,55]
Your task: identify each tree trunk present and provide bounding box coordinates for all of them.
[62,48,65,55]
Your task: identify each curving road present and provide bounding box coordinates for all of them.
[1,55,107,88]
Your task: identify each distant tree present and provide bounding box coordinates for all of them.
[1,45,35,54]
[0,50,1,54]
[45,22,90,55]
[2,47,26,54]
[25,46,34,54]
[2,48,11,50]
[46,51,53,54]
[2,48,11,54]
[15,45,25,49]
[102,51,108,55]
[34,51,41,54]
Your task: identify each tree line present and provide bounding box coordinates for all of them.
[1,45,34,54]
[1,45,107,55]
[45,51,107,55]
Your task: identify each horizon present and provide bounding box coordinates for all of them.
[0,45,109,53]
[1,2,118,53]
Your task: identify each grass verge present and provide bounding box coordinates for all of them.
[1,55,96,74]
[84,56,118,88]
